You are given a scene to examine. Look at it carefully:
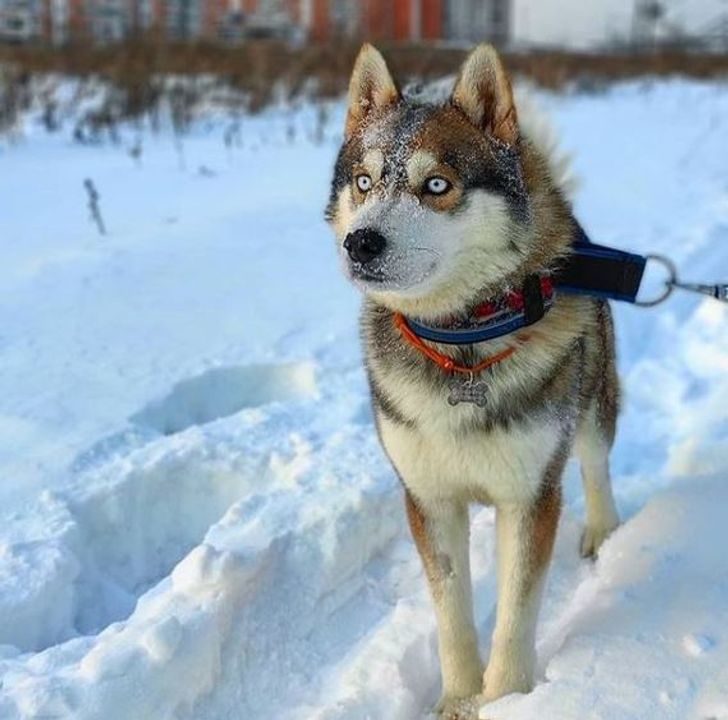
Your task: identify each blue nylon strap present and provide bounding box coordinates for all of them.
[402,219,647,346]
[407,311,533,345]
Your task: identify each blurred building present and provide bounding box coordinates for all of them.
[0,0,50,42]
[0,0,512,44]
[298,0,510,44]
[0,0,724,48]
[512,0,728,51]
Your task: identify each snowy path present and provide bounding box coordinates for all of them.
[0,81,727,719]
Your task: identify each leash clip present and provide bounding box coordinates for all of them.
[636,254,728,306]
[670,280,728,303]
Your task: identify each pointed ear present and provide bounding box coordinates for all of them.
[345,44,399,139]
[451,44,518,145]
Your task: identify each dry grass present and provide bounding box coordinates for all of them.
[2,39,727,103]
[0,40,726,134]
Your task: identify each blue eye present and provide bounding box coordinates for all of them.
[356,174,372,192]
[425,177,451,195]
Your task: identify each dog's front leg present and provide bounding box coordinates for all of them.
[405,491,483,708]
[483,479,561,701]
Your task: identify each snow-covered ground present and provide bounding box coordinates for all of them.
[0,79,727,719]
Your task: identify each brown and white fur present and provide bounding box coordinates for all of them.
[326,44,620,717]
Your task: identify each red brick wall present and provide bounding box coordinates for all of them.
[420,0,441,40]
[358,0,443,43]
[366,0,392,40]
[311,0,328,42]
[393,0,412,41]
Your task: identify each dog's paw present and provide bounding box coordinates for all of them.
[433,694,484,719]
[580,520,619,559]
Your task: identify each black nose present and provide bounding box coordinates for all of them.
[343,229,387,265]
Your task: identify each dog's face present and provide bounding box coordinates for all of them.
[326,44,533,318]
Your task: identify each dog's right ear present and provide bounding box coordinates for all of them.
[451,44,518,145]
[345,44,399,139]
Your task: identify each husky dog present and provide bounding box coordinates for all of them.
[326,44,620,716]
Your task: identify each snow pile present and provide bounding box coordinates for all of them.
[0,80,727,719]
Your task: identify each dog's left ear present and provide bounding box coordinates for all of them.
[345,44,399,139]
[451,44,518,145]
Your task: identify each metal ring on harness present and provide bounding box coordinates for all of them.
[634,254,677,307]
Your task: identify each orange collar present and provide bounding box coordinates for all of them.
[393,312,523,375]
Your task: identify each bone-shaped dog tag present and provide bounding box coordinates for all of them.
[447,374,488,407]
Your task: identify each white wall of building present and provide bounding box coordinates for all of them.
[512,0,727,49]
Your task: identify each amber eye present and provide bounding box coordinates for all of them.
[425,176,451,195]
[356,174,373,192]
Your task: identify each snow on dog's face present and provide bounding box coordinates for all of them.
[326,44,532,318]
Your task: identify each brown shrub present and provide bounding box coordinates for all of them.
[1,39,726,118]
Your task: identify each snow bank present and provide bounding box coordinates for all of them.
[0,80,727,719]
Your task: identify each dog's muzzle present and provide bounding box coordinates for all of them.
[343,229,387,265]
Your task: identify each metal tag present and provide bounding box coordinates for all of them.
[447,373,488,407]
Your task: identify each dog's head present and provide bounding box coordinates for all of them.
[326,43,560,319]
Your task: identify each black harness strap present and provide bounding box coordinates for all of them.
[554,220,647,303]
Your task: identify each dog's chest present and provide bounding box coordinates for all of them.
[375,369,563,505]
[380,412,560,506]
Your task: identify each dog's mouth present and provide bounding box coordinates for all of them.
[346,254,441,295]
[349,264,386,284]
